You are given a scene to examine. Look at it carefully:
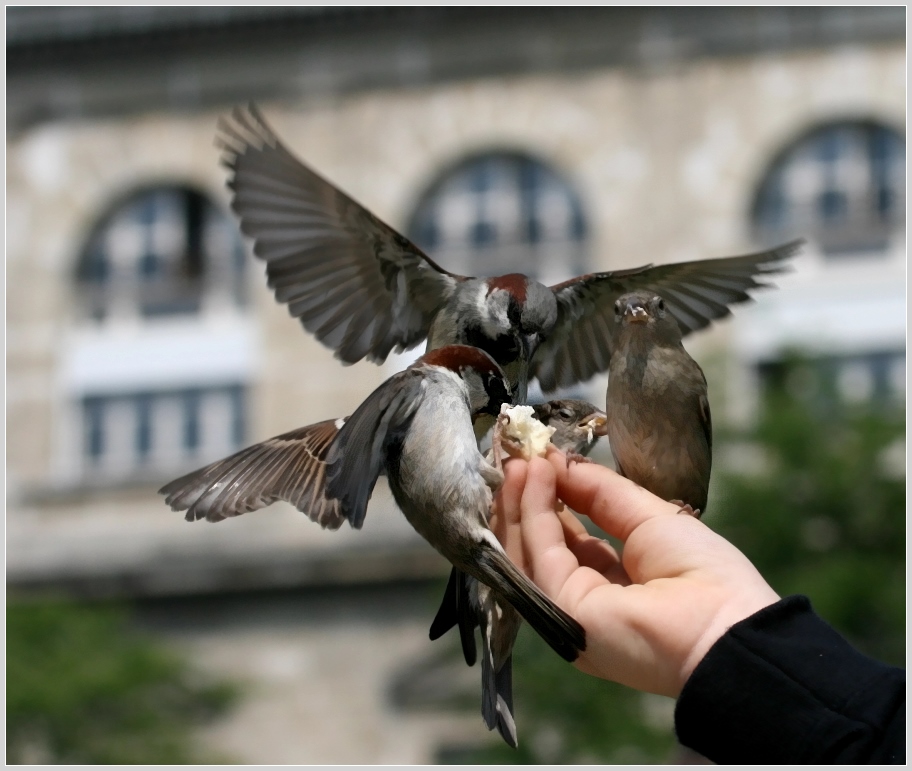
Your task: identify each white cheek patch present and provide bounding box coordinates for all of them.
[481,286,510,338]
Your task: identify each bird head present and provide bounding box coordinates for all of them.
[613,290,683,337]
[417,345,513,418]
[531,399,608,456]
[615,291,663,324]
[474,275,558,403]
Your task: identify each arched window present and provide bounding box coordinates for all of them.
[408,152,588,284]
[76,185,246,321]
[752,121,905,256]
[68,185,251,482]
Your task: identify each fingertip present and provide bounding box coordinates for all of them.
[546,446,570,478]
[524,456,556,503]
[529,454,556,479]
[501,458,528,505]
[503,456,528,487]
[494,457,528,529]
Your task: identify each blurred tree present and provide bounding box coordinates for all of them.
[7,598,239,764]
[458,352,904,763]
[711,352,905,667]
[440,627,678,764]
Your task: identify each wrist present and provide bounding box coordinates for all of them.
[679,584,781,691]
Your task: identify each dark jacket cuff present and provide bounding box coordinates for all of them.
[674,595,905,764]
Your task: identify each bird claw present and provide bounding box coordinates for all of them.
[671,500,702,519]
[564,451,593,468]
[491,409,524,473]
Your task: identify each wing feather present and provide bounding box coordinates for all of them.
[533,240,803,391]
[159,420,346,529]
[325,370,425,529]
[218,104,463,364]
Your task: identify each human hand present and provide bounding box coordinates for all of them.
[490,447,780,698]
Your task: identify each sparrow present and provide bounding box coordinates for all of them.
[159,345,586,746]
[531,398,609,462]
[216,104,802,404]
[606,290,712,516]
[429,399,609,747]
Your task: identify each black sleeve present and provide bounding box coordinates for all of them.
[674,595,905,764]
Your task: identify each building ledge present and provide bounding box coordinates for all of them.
[9,479,448,600]
[8,540,450,601]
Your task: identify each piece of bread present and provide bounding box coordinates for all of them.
[500,404,556,460]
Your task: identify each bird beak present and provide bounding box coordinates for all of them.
[515,334,538,405]
[515,365,529,405]
[579,411,609,440]
[623,301,650,323]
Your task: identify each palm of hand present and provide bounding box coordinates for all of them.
[490,449,779,698]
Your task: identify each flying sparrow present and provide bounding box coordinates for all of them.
[216,105,802,404]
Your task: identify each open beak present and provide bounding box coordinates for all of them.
[578,411,609,443]
[623,302,650,323]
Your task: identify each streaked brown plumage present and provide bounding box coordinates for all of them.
[159,418,345,528]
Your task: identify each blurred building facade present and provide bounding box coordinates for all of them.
[7,7,906,763]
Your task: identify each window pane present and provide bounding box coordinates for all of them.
[753,123,905,256]
[81,386,247,480]
[75,186,247,321]
[136,395,153,460]
[407,152,588,282]
[182,391,200,452]
[84,398,105,461]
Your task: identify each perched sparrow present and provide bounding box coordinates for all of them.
[216,105,802,403]
[606,291,711,516]
[159,345,586,747]
[530,399,609,461]
[430,399,608,747]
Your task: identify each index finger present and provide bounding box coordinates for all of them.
[489,457,528,569]
[547,448,681,542]
[518,457,583,599]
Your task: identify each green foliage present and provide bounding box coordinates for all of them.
[446,627,677,764]
[7,598,239,764]
[464,353,905,763]
[709,355,906,666]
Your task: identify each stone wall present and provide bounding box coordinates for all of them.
[6,19,905,762]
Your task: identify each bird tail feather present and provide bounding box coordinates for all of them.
[429,567,478,666]
[479,604,518,748]
[475,544,586,663]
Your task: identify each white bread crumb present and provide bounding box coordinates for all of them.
[500,404,556,460]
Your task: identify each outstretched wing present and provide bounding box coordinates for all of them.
[159,419,345,528]
[533,240,803,392]
[325,369,426,529]
[218,104,463,364]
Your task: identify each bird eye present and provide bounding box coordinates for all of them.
[657,299,666,312]
[558,408,573,420]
